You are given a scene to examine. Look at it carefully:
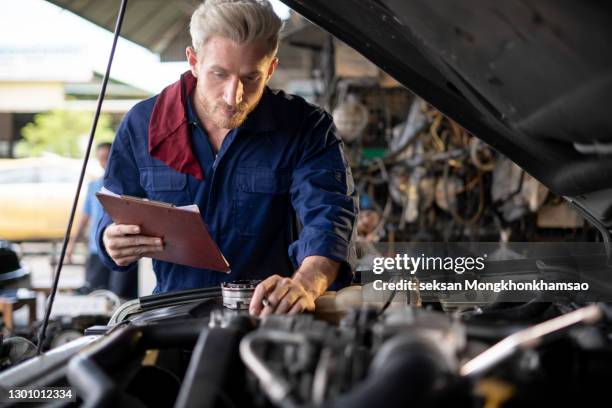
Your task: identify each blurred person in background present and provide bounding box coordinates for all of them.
[66,142,138,299]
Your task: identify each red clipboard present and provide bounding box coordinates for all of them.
[96,192,230,272]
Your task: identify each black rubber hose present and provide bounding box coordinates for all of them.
[66,320,209,405]
[139,286,221,307]
[66,325,141,408]
[140,289,222,310]
[67,356,118,408]
[321,334,454,408]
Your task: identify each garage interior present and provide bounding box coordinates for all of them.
[0,1,611,407]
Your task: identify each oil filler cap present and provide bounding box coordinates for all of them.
[221,280,260,310]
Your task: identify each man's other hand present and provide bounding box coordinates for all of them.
[249,256,340,317]
[102,223,164,266]
[250,275,316,317]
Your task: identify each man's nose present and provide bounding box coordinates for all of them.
[223,78,244,107]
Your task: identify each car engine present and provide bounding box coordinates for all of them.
[1,283,611,408]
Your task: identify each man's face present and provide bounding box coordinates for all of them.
[96,146,110,170]
[187,36,278,130]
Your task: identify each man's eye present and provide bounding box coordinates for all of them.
[213,72,227,79]
[244,75,259,82]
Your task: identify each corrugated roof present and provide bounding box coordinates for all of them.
[46,0,197,61]
[44,0,322,67]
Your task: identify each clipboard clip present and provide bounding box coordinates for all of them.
[119,194,176,208]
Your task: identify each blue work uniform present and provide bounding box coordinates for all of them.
[96,71,357,294]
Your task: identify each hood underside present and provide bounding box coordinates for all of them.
[281,0,612,228]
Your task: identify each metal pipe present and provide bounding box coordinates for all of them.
[460,304,603,377]
[239,330,307,408]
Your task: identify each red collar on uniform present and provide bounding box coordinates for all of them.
[148,71,204,180]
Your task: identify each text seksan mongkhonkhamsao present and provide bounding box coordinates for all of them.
[370,254,589,292]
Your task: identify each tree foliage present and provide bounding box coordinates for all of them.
[16,110,115,158]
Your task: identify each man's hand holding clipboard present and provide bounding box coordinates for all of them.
[103,222,164,267]
[97,189,230,272]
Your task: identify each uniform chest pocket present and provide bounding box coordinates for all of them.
[236,168,291,194]
[234,168,291,236]
[140,167,190,205]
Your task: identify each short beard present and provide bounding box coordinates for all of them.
[201,87,265,130]
[213,107,248,129]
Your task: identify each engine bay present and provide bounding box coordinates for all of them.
[1,284,611,408]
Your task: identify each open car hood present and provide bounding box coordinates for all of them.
[282,0,612,230]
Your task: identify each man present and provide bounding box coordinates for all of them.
[67,142,138,299]
[96,0,357,317]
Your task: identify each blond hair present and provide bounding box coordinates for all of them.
[190,0,283,56]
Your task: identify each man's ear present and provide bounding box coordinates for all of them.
[267,57,279,81]
[186,46,199,77]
